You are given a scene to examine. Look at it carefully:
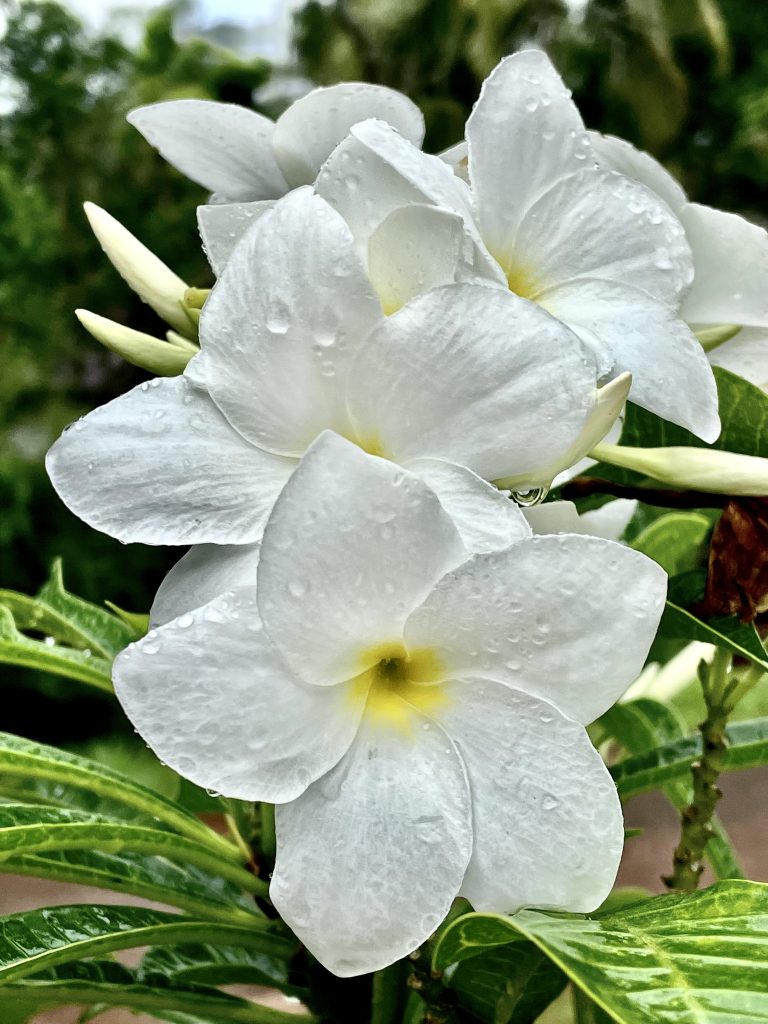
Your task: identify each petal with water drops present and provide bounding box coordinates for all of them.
[434,679,623,913]
[271,705,472,976]
[46,376,294,546]
[257,432,465,687]
[114,588,365,803]
[404,534,667,724]
[128,100,287,201]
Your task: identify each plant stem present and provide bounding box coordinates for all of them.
[260,802,276,863]
[371,960,408,1024]
[561,475,728,509]
[407,944,458,1024]
[664,649,732,890]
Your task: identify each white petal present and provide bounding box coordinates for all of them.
[127,100,287,201]
[257,433,465,686]
[271,708,472,976]
[346,283,597,481]
[46,377,294,545]
[578,499,638,541]
[681,203,768,327]
[439,140,469,181]
[515,169,692,307]
[367,204,473,313]
[541,278,721,442]
[114,590,364,802]
[273,82,425,188]
[466,50,594,253]
[150,543,261,626]
[408,458,532,554]
[404,534,667,724]
[435,680,623,913]
[498,373,631,491]
[197,200,274,276]
[198,189,382,455]
[316,119,502,283]
[588,131,687,213]
[709,326,768,391]
[523,500,583,535]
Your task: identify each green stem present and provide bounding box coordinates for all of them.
[260,802,276,863]
[664,650,732,891]
[407,945,458,1024]
[372,960,408,1024]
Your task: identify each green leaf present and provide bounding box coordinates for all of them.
[629,512,710,576]
[1,846,262,925]
[447,943,566,1024]
[434,881,768,1024]
[3,559,134,658]
[622,367,768,458]
[1,959,309,1023]
[600,700,744,879]
[611,717,768,800]
[659,572,768,672]
[0,904,294,985]
[104,599,149,638]
[0,604,114,693]
[140,942,292,991]
[0,804,266,900]
[0,732,238,860]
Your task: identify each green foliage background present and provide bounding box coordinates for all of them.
[2,0,767,742]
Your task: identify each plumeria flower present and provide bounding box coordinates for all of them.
[48,188,611,615]
[113,432,667,976]
[128,82,424,204]
[588,130,768,391]
[315,49,720,442]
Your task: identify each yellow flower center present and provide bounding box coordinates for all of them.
[350,642,448,732]
[502,261,540,300]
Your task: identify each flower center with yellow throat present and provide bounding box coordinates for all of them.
[350,642,448,732]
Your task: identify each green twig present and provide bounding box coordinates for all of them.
[664,649,735,890]
[372,960,408,1024]
[407,944,458,1024]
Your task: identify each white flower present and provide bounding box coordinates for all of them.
[127,83,424,203]
[589,130,768,391]
[48,188,605,595]
[113,431,667,977]
[315,50,720,442]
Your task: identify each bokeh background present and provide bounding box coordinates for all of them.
[2,0,767,883]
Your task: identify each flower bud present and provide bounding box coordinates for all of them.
[83,201,193,337]
[76,310,195,376]
[593,442,768,496]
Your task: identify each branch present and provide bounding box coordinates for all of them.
[561,476,729,509]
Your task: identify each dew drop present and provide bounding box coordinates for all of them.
[511,486,548,508]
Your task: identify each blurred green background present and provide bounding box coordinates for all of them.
[2,0,767,743]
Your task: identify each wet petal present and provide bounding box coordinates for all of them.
[435,680,623,913]
[197,200,274,276]
[404,534,667,724]
[198,189,382,455]
[114,589,365,803]
[271,708,471,976]
[46,377,293,545]
[151,543,261,626]
[273,82,424,188]
[128,99,287,200]
[257,433,465,687]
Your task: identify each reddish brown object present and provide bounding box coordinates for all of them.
[701,498,768,623]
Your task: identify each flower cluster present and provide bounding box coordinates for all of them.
[49,49,752,975]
